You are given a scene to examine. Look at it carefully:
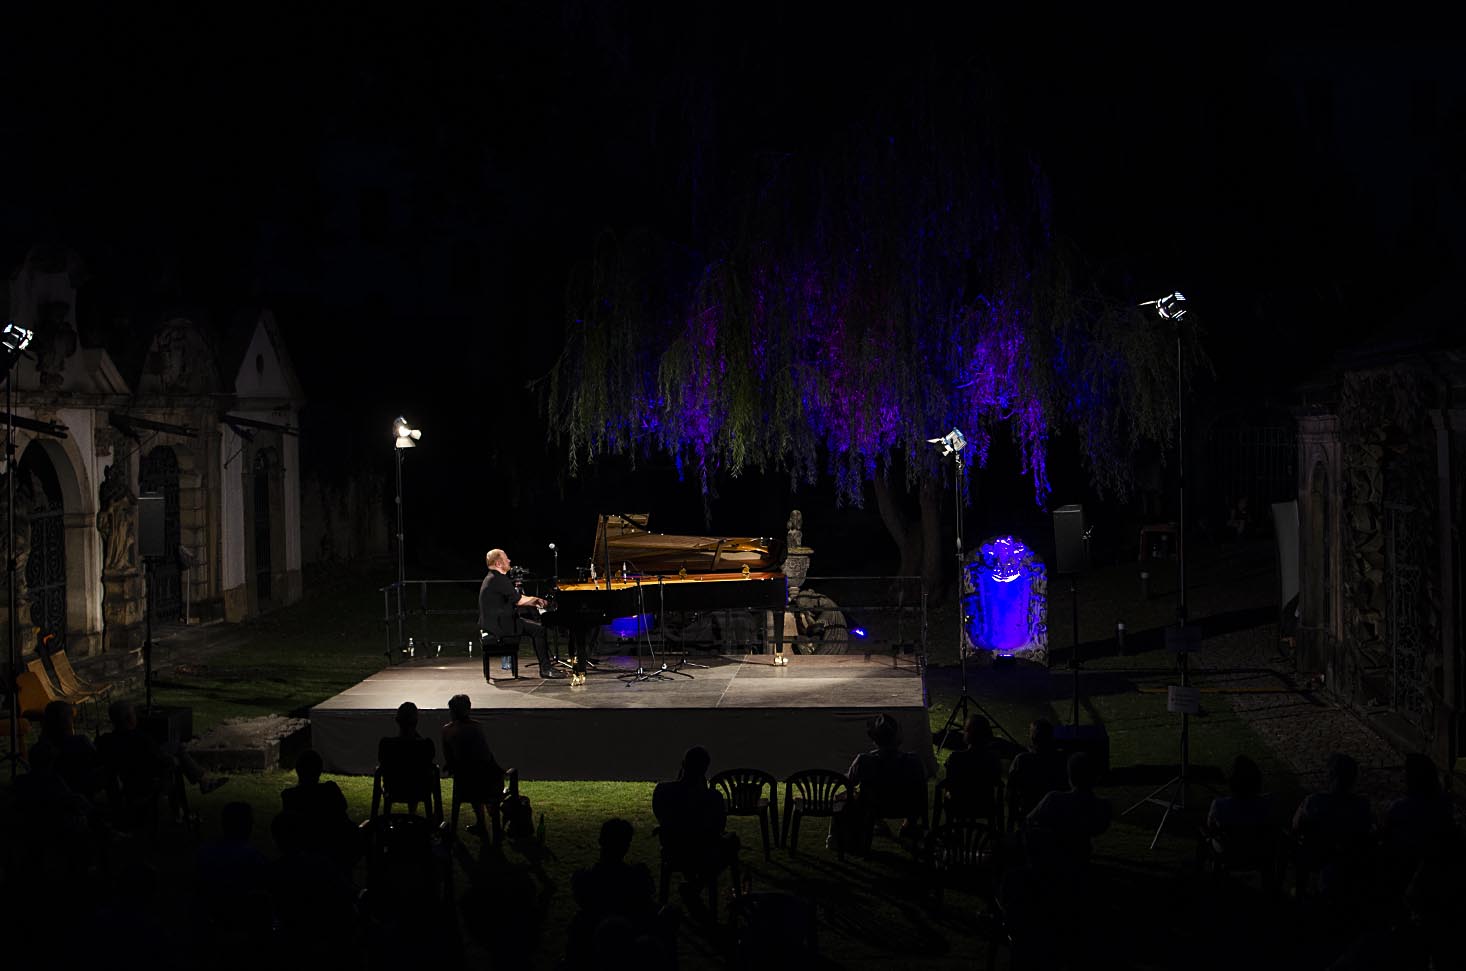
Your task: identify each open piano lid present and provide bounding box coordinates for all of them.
[591,514,777,574]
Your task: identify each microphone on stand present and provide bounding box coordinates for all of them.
[548,542,559,582]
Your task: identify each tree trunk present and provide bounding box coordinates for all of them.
[919,476,945,600]
[873,473,922,580]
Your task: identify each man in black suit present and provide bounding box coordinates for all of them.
[480,548,558,680]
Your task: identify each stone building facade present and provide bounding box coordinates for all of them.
[2,249,304,669]
[1295,347,1465,771]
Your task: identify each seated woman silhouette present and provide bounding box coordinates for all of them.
[440,694,505,838]
[377,701,437,813]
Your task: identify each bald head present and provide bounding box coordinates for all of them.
[486,549,508,572]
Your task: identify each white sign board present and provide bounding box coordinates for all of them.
[1167,685,1201,715]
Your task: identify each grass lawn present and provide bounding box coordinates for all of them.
[6,547,1335,969]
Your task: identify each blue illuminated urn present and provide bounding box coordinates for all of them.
[962,535,1047,662]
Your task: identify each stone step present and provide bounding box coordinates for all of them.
[190,714,311,773]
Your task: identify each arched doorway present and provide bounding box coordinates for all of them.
[140,446,183,621]
[20,443,66,647]
[254,448,278,606]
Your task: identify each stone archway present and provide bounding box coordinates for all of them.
[19,443,66,648]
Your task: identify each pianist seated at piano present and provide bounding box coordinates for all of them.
[480,549,560,680]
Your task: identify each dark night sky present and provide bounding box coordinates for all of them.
[3,6,1462,574]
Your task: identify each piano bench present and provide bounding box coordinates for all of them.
[479,633,519,681]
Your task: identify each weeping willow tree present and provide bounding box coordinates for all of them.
[548,90,1196,589]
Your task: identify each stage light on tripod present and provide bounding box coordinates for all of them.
[1139,291,1187,321]
[926,427,967,456]
[393,416,422,449]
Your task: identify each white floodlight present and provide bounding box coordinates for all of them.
[393,416,422,449]
[1139,291,1187,321]
[927,427,967,457]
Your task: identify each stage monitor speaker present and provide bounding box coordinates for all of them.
[139,493,165,559]
[140,706,193,750]
[1053,504,1088,574]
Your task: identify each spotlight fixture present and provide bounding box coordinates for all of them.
[1,322,33,370]
[926,427,967,456]
[393,416,422,449]
[1139,291,1187,321]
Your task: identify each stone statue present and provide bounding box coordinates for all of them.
[97,464,137,575]
[786,509,811,553]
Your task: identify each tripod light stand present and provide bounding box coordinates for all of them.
[391,417,421,664]
[1123,292,1200,847]
[2,322,34,780]
[928,428,988,752]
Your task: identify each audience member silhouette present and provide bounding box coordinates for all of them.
[1206,753,1271,831]
[845,712,927,840]
[1291,752,1375,900]
[1005,718,1068,829]
[268,809,360,960]
[939,715,1003,825]
[98,699,224,822]
[281,748,360,869]
[193,801,270,952]
[565,817,673,969]
[440,693,505,838]
[651,745,740,915]
[377,700,437,814]
[28,700,103,800]
[1025,750,1112,873]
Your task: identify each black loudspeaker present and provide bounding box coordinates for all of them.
[139,493,165,559]
[140,706,193,749]
[1053,723,1111,779]
[1053,504,1088,574]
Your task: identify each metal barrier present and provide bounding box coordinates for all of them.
[379,574,927,665]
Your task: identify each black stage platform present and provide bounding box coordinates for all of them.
[311,653,936,781]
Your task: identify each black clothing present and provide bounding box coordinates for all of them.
[377,734,437,805]
[478,568,552,675]
[441,719,504,805]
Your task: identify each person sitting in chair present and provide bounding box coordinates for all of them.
[652,746,740,914]
[376,701,437,814]
[939,715,1004,826]
[846,712,927,842]
[1006,719,1068,831]
[565,817,674,969]
[480,548,558,680]
[281,748,359,869]
[440,694,505,838]
[1025,751,1112,874]
[98,700,225,821]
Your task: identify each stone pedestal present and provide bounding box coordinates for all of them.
[102,571,146,653]
[783,548,813,596]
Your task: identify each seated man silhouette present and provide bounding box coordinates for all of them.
[1202,753,1275,874]
[1291,752,1375,897]
[376,701,437,815]
[29,700,104,802]
[1024,751,1111,875]
[565,817,674,969]
[440,693,505,838]
[281,748,360,869]
[651,746,740,914]
[98,700,224,821]
[1005,718,1068,831]
[846,712,927,843]
[939,715,1003,826]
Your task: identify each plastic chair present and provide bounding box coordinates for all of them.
[933,775,1004,831]
[781,768,852,858]
[710,767,780,859]
[370,761,443,825]
[925,816,1000,906]
[446,768,506,845]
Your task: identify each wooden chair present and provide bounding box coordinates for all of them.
[711,767,779,859]
[16,669,98,725]
[49,648,113,701]
[781,768,852,859]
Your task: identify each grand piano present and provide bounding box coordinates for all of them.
[545,515,788,670]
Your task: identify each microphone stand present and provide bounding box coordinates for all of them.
[621,575,673,683]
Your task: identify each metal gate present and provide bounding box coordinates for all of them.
[140,447,183,621]
[26,501,66,647]
[254,449,275,605]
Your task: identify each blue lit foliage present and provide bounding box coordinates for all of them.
[550,109,1189,508]
[963,536,1046,657]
